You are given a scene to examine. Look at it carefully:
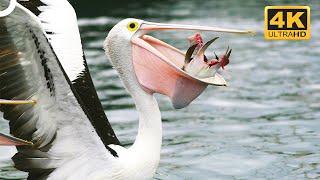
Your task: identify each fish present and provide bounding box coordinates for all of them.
[183,33,231,79]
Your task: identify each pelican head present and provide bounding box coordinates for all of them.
[104,18,252,109]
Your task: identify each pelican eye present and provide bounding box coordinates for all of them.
[127,22,139,32]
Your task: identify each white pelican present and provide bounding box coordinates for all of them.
[0,0,252,179]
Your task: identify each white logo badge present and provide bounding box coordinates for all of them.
[0,0,17,17]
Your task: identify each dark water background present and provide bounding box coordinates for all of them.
[1,0,320,179]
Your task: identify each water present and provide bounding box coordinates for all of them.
[1,0,320,179]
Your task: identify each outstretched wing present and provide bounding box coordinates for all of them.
[0,132,33,146]
[17,0,120,146]
[0,2,115,178]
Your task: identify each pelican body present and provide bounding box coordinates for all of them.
[0,0,252,179]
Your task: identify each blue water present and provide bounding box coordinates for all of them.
[1,0,320,179]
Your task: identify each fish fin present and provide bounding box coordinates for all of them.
[184,44,198,64]
[198,37,219,56]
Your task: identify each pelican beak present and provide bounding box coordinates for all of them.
[0,133,33,146]
[131,21,253,109]
[139,21,254,34]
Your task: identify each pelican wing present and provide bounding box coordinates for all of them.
[0,2,116,177]
[17,0,120,146]
[0,132,33,146]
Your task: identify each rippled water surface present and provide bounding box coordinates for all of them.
[1,0,320,179]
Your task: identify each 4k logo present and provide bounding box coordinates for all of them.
[265,6,310,40]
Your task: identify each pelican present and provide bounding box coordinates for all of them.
[0,0,253,179]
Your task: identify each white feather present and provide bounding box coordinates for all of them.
[37,0,85,81]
